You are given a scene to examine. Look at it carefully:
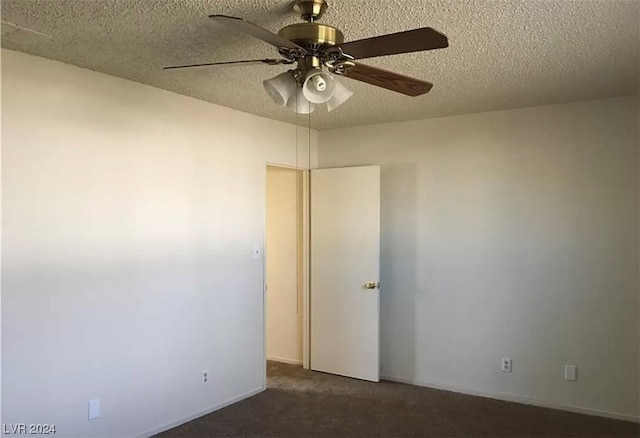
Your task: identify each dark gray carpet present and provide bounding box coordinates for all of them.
[157,361,639,437]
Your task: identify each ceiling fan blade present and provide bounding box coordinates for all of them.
[163,58,293,70]
[210,15,307,53]
[342,62,433,97]
[337,27,448,60]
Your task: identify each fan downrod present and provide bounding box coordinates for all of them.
[293,0,329,22]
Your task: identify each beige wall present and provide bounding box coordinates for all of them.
[266,166,303,364]
[318,96,640,420]
[3,45,638,435]
[1,49,317,438]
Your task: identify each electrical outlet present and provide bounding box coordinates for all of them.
[202,369,209,385]
[501,357,512,373]
[565,365,577,381]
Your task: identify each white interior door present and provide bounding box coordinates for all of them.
[310,165,380,382]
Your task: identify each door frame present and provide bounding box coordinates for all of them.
[264,163,311,374]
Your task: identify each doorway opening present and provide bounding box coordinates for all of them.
[265,165,309,369]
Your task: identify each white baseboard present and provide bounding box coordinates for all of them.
[267,355,303,366]
[381,375,639,423]
[136,385,266,438]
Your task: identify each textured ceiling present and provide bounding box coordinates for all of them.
[1,0,638,130]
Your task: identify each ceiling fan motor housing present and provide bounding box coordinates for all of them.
[278,23,344,52]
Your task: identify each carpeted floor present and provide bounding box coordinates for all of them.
[157,361,639,437]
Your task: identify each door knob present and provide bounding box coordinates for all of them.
[364,282,379,290]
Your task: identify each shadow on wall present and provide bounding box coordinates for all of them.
[380,163,418,381]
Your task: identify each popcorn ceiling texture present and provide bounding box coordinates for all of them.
[1,0,638,130]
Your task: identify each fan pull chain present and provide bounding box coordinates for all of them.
[295,90,300,317]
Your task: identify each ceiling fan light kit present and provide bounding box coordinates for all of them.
[263,67,345,111]
[164,0,449,114]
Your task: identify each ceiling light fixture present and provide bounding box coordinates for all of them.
[263,71,298,106]
[287,88,317,114]
[302,69,336,104]
[326,80,354,112]
[263,68,351,114]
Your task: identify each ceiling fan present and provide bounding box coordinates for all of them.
[164,0,448,114]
